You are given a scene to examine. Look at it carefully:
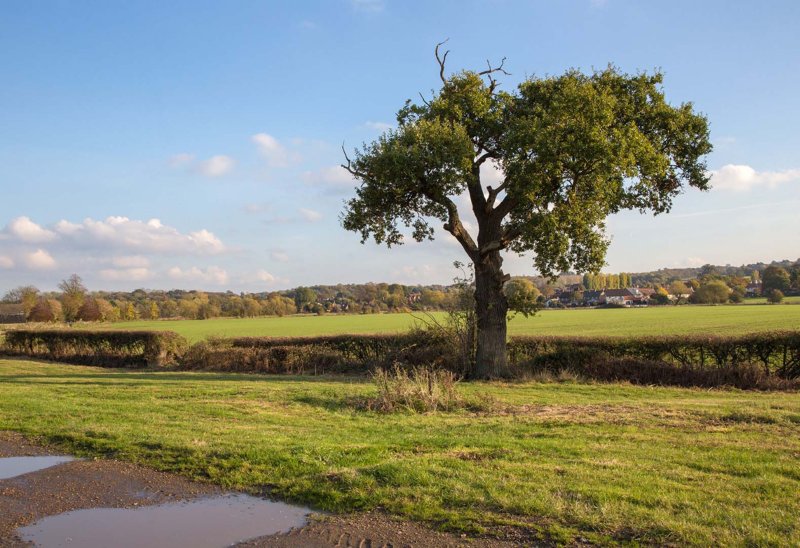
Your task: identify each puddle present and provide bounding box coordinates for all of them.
[17,494,310,548]
[0,456,75,479]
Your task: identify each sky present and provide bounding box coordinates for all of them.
[1,0,799,293]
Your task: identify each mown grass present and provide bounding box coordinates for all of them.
[77,302,800,342]
[1,358,798,545]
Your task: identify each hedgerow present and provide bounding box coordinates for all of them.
[508,332,800,388]
[179,332,455,375]
[1,329,187,367]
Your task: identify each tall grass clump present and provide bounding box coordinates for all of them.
[367,364,463,413]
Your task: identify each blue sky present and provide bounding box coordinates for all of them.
[1,0,798,292]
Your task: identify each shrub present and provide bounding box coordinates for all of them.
[180,332,454,375]
[1,329,187,367]
[768,289,785,304]
[690,281,730,304]
[509,332,800,387]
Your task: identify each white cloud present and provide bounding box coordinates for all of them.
[167,266,229,286]
[24,249,56,270]
[168,153,195,168]
[364,121,393,132]
[112,255,151,268]
[196,155,235,177]
[480,159,505,187]
[298,208,323,222]
[252,133,294,167]
[4,216,57,243]
[99,267,153,282]
[301,165,356,192]
[255,270,276,283]
[51,216,226,255]
[0,255,13,269]
[709,164,800,192]
[270,250,289,263]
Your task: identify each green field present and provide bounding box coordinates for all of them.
[1,358,798,545]
[64,303,800,342]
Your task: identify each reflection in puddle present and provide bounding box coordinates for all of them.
[18,494,310,548]
[0,456,75,480]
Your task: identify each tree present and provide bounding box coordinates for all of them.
[762,266,790,294]
[76,298,103,321]
[294,287,317,313]
[504,278,541,316]
[690,281,730,304]
[58,274,87,322]
[2,285,40,316]
[767,289,784,304]
[341,47,711,377]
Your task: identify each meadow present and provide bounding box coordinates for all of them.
[1,358,798,545]
[74,302,800,342]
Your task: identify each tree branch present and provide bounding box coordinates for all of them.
[435,39,450,84]
[437,195,479,262]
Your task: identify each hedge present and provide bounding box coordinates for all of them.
[508,332,800,388]
[180,333,455,374]
[1,329,188,368]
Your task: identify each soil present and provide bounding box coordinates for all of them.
[0,432,523,547]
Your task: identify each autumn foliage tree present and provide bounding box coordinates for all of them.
[342,45,712,377]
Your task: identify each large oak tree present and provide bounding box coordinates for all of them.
[342,46,712,377]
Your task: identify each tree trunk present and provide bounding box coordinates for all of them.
[472,251,510,378]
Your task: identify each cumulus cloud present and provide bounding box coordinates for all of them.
[111,255,151,268]
[270,250,289,263]
[24,249,56,270]
[196,155,235,177]
[252,133,296,167]
[298,208,323,222]
[255,270,276,283]
[709,164,800,192]
[480,159,505,188]
[51,216,225,255]
[99,267,153,282]
[4,216,57,243]
[167,266,229,286]
[0,255,13,269]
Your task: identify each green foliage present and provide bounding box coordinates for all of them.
[768,289,785,304]
[342,64,711,278]
[2,329,188,367]
[763,265,791,294]
[690,280,730,304]
[509,331,800,384]
[504,278,541,316]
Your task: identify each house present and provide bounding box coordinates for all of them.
[603,288,637,306]
[745,282,762,296]
[583,290,605,306]
[0,303,26,323]
[635,287,655,303]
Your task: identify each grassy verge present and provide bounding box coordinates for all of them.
[1,358,798,545]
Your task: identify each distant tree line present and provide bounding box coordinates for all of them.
[1,276,468,323]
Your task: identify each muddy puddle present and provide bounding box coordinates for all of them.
[0,456,75,480]
[17,494,311,547]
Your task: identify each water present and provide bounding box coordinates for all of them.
[0,456,75,480]
[17,494,310,548]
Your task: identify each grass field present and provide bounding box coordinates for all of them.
[1,358,798,545]
[62,302,800,342]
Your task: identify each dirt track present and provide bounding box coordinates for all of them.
[0,432,521,547]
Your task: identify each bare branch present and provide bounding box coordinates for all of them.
[435,39,450,84]
[437,195,479,262]
[418,92,431,107]
[341,144,357,176]
[478,57,510,77]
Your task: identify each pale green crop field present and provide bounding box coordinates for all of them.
[66,303,800,342]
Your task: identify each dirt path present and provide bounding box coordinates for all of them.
[0,432,521,547]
